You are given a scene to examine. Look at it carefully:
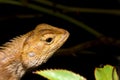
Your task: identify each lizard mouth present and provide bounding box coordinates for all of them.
[29,30,69,68]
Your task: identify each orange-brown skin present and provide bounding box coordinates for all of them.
[0,24,69,80]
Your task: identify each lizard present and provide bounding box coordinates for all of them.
[0,24,69,80]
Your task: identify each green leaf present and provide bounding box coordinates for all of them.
[94,64,119,80]
[34,69,86,80]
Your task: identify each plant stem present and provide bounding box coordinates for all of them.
[0,0,103,37]
[35,0,120,15]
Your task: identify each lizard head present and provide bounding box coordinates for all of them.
[21,24,69,69]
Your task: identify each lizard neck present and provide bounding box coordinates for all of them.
[0,31,32,59]
[0,32,32,79]
[0,35,27,56]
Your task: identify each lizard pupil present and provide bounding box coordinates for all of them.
[46,37,53,43]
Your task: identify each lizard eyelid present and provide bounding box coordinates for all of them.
[41,34,55,45]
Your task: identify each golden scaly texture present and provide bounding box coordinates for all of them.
[0,24,69,80]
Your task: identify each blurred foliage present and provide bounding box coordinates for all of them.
[34,65,119,80]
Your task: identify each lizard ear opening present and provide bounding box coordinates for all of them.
[28,52,36,57]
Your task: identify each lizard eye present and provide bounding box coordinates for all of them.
[45,37,54,44]
[46,37,53,43]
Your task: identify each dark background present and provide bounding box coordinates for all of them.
[0,0,120,80]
